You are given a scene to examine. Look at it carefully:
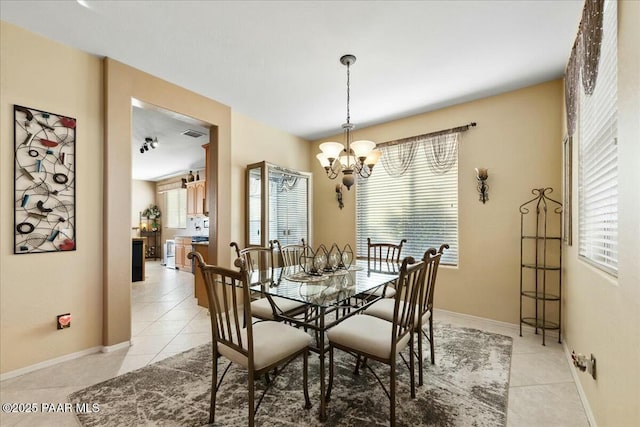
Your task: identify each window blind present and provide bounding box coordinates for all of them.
[165,188,187,228]
[356,148,458,265]
[268,172,309,246]
[578,0,617,275]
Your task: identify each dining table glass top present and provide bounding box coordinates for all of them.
[248,259,399,309]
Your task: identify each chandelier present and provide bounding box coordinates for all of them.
[316,54,381,190]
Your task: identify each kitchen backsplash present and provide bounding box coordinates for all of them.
[186,216,209,236]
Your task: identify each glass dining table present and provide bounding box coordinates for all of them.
[248,259,400,421]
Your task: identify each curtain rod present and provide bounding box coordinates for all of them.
[376,122,477,149]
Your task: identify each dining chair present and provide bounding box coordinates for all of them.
[326,256,426,426]
[364,244,447,386]
[273,239,308,268]
[230,241,307,321]
[189,252,312,426]
[362,237,408,299]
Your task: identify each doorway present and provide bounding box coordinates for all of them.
[103,57,231,348]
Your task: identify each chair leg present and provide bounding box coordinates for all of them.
[354,355,361,375]
[417,326,424,386]
[409,336,416,398]
[429,315,435,365]
[210,345,218,424]
[248,370,255,427]
[390,363,396,427]
[326,345,334,401]
[303,349,312,409]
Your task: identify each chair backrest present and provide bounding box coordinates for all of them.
[390,256,426,345]
[230,241,275,273]
[367,238,407,263]
[273,239,308,267]
[189,251,254,360]
[417,245,447,317]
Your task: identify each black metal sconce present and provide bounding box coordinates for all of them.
[336,184,344,209]
[475,168,489,203]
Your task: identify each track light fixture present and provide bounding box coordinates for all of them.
[139,137,158,154]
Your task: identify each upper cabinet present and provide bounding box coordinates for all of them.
[246,161,312,247]
[187,180,206,216]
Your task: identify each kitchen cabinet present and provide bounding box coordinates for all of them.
[245,161,311,247]
[174,236,192,270]
[202,143,210,216]
[186,180,206,216]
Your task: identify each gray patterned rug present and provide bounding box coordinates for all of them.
[69,322,512,426]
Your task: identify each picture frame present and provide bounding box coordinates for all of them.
[14,105,76,254]
[562,135,572,246]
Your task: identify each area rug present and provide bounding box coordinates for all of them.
[69,322,512,426]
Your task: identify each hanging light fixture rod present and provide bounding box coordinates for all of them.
[316,54,381,190]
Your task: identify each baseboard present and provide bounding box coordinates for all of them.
[562,341,598,427]
[101,340,132,353]
[1,340,132,382]
[1,345,102,381]
[434,308,560,339]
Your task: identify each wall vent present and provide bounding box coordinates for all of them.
[181,129,205,138]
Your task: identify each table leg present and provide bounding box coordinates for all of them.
[319,306,327,421]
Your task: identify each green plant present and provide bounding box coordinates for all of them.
[143,204,161,219]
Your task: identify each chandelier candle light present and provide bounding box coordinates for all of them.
[316,54,381,190]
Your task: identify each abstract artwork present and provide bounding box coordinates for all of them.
[14,105,76,254]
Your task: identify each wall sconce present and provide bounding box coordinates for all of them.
[475,168,489,203]
[336,184,344,209]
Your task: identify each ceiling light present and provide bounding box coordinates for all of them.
[139,137,158,154]
[316,54,381,190]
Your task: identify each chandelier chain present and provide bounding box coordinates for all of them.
[346,62,351,125]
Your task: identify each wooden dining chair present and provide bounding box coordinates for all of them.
[230,241,307,321]
[326,256,426,426]
[188,252,312,426]
[364,244,447,386]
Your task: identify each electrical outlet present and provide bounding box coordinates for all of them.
[57,313,71,330]
[588,354,597,380]
[571,351,597,380]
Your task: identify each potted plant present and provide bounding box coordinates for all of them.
[143,205,161,219]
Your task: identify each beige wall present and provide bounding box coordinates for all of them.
[313,79,564,324]
[563,2,640,426]
[0,22,104,373]
[230,111,311,256]
[131,179,156,236]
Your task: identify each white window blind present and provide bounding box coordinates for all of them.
[165,188,187,228]
[268,172,309,246]
[356,148,458,265]
[578,0,617,275]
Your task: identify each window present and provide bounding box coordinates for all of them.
[356,141,458,265]
[578,0,617,275]
[165,188,187,228]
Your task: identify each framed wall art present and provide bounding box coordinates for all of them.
[14,105,76,254]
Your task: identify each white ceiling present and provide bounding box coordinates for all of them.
[131,105,209,181]
[1,0,582,178]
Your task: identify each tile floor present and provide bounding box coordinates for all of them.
[0,261,591,426]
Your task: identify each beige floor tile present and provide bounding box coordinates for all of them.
[162,333,211,354]
[135,319,189,336]
[127,334,176,356]
[510,351,574,386]
[508,382,589,427]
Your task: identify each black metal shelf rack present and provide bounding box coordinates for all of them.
[519,188,563,345]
